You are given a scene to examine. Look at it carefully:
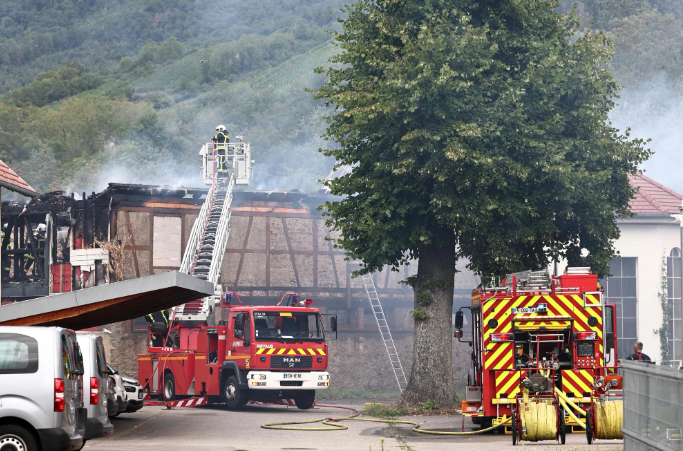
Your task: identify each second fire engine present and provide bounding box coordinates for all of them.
[456,267,623,443]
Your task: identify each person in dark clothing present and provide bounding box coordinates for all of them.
[623,341,652,363]
[212,125,230,173]
[145,310,170,347]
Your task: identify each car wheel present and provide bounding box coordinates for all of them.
[162,372,176,401]
[0,424,39,451]
[223,376,247,410]
[294,390,316,410]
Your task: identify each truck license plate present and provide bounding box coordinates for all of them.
[511,304,546,314]
[283,373,303,379]
[512,307,537,314]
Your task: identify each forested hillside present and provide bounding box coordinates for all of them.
[1,0,682,194]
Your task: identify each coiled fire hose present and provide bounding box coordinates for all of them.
[261,404,511,434]
[594,400,623,440]
[519,388,557,441]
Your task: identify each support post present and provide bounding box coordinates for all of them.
[45,214,52,290]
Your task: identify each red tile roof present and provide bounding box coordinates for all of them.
[0,160,37,197]
[628,173,683,214]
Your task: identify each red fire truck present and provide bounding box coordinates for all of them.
[455,267,621,434]
[138,292,336,410]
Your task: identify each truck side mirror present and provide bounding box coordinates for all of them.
[330,316,337,332]
[454,329,463,339]
[455,311,464,329]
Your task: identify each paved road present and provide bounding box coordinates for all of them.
[86,401,624,451]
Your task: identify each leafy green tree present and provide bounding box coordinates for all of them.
[315,0,649,405]
[8,60,102,107]
[33,94,132,161]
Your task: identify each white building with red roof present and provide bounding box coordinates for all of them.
[594,174,682,364]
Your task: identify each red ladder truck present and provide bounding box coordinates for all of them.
[454,267,622,437]
[138,292,335,409]
[138,137,335,409]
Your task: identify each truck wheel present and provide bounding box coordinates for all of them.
[0,424,39,451]
[223,376,247,410]
[162,372,176,401]
[294,390,316,410]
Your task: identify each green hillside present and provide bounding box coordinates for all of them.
[2,0,683,195]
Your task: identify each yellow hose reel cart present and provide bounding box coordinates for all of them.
[512,370,566,445]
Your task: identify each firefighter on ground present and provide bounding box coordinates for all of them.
[145,310,170,347]
[618,341,652,364]
[212,125,230,173]
[625,341,652,362]
[24,224,46,276]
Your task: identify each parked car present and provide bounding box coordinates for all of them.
[107,365,127,417]
[0,326,86,451]
[121,375,144,413]
[76,334,114,440]
[106,364,142,414]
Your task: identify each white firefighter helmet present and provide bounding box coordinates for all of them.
[36,224,47,233]
[216,125,226,133]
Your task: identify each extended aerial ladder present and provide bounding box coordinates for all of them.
[174,137,253,325]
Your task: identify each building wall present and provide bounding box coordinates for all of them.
[614,219,681,362]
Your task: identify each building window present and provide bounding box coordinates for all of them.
[668,248,682,363]
[600,257,637,360]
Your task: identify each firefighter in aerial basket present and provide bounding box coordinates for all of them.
[212,125,230,173]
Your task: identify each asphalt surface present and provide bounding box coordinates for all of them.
[86,401,624,451]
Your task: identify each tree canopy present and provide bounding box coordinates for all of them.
[315,0,650,404]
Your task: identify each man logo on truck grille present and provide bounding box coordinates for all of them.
[283,357,301,368]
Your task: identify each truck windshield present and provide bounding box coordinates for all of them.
[253,311,325,342]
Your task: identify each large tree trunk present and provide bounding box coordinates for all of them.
[398,231,456,406]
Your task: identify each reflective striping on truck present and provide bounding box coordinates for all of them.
[255,347,326,356]
[496,370,525,398]
[561,369,594,398]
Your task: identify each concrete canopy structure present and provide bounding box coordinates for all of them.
[0,271,213,330]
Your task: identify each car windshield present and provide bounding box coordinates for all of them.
[253,311,324,342]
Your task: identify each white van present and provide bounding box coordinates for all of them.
[76,334,114,440]
[0,326,86,451]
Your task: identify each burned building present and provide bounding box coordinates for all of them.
[1,183,476,390]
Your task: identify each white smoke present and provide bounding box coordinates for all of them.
[610,74,683,193]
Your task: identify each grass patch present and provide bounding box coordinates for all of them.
[317,387,401,400]
[361,403,409,419]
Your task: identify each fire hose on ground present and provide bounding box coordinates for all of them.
[261,404,511,434]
